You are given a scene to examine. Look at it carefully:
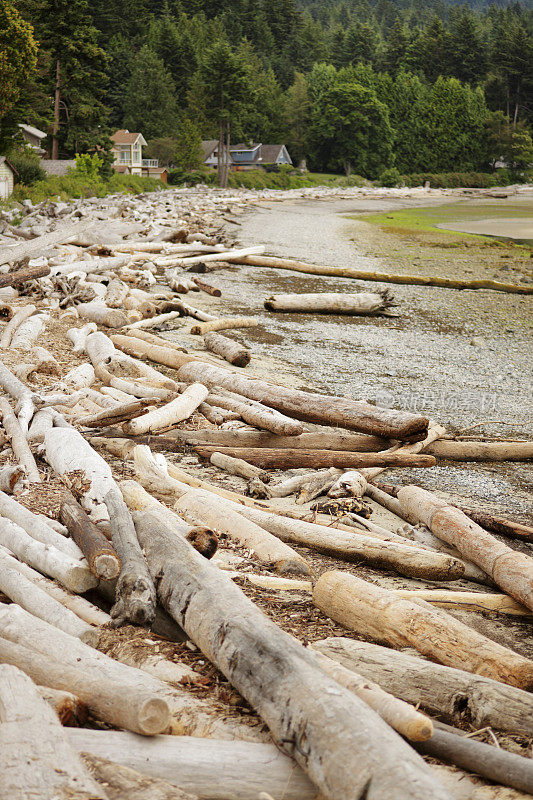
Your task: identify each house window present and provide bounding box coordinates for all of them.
[133,143,141,164]
[119,146,131,164]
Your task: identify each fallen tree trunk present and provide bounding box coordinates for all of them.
[203,332,250,367]
[313,571,533,689]
[60,494,121,580]
[167,428,388,451]
[426,439,533,461]
[397,486,533,611]
[111,334,197,371]
[10,313,47,350]
[205,393,304,436]
[313,638,533,738]
[173,245,265,268]
[0,263,51,287]
[190,317,260,336]
[123,383,208,435]
[194,446,436,469]
[0,221,89,266]
[131,506,454,800]
[0,664,105,800]
[232,255,533,295]
[177,361,429,441]
[265,290,395,315]
[68,729,316,800]
[81,753,198,800]
[392,588,530,616]
[77,301,128,328]
[214,500,465,581]
[0,398,40,482]
[209,452,266,481]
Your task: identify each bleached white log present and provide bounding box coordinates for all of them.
[105,279,130,308]
[60,363,97,391]
[52,254,132,276]
[0,304,36,348]
[67,323,98,354]
[0,360,37,435]
[29,346,60,375]
[124,310,183,330]
[0,490,83,559]
[80,753,198,800]
[0,465,25,492]
[0,517,97,593]
[0,665,105,800]
[67,729,315,800]
[77,301,128,328]
[328,471,367,498]
[172,245,265,267]
[123,383,208,435]
[10,313,48,350]
[0,398,40,482]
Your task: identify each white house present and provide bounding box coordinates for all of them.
[0,157,17,200]
[110,130,148,175]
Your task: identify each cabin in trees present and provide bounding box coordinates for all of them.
[17,124,47,156]
[110,130,148,175]
[202,141,293,171]
[0,157,17,200]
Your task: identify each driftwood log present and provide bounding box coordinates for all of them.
[39,686,88,726]
[397,486,533,611]
[194,445,436,470]
[190,317,260,335]
[313,571,533,689]
[0,397,40,482]
[0,263,51,287]
[177,361,429,441]
[426,439,533,461]
[203,332,250,367]
[0,664,105,800]
[209,452,266,481]
[131,505,454,800]
[167,428,388,451]
[264,290,395,315]
[205,393,304,436]
[0,304,36,348]
[81,753,198,800]
[60,494,121,580]
[123,383,208,435]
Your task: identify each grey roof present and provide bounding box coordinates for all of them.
[18,123,47,140]
[201,140,219,159]
[260,144,291,164]
[40,159,76,176]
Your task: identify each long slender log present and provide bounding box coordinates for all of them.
[0,304,36,348]
[0,665,105,800]
[414,726,533,794]
[397,486,533,611]
[0,263,51,287]
[265,290,395,315]
[203,332,250,367]
[0,516,97,593]
[232,254,533,295]
[167,428,388,451]
[177,361,429,441]
[194,445,436,469]
[68,729,316,800]
[314,638,533,738]
[190,317,260,336]
[0,221,89,266]
[132,506,454,800]
[111,333,197,370]
[426,440,533,461]
[60,494,121,580]
[123,383,208,436]
[173,245,265,267]
[0,398,40,482]
[210,499,465,581]
[206,393,304,436]
[313,571,533,689]
[81,753,198,800]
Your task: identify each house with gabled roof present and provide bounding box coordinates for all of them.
[201,141,292,172]
[18,124,47,156]
[110,130,148,176]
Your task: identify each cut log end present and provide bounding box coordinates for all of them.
[93,552,121,581]
[111,574,157,628]
[137,696,172,736]
[185,526,218,559]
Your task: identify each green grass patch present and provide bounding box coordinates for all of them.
[226,170,368,190]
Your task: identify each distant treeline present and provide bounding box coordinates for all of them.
[2,0,532,178]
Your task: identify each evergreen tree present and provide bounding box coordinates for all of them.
[0,0,37,118]
[448,8,487,85]
[283,72,310,164]
[148,5,199,106]
[123,46,179,139]
[382,19,409,75]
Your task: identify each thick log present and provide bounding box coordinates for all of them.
[203,332,250,367]
[206,393,304,436]
[190,317,260,335]
[111,333,197,370]
[60,494,121,580]
[167,428,388,451]
[0,516,97,593]
[194,446,436,469]
[0,221,89,266]
[105,278,130,308]
[426,439,533,461]
[399,522,492,585]
[266,469,338,499]
[103,489,157,627]
[314,638,533,738]
[309,647,433,741]
[232,254,533,295]
[313,571,533,689]
[10,313,47,350]
[123,383,208,435]
[0,665,105,800]
[216,500,465,581]
[77,301,128,328]
[177,361,429,441]
[414,725,533,794]
[38,686,88,726]
[397,486,533,611]
[199,402,236,425]
[264,290,395,315]
[328,470,367,498]
[69,730,316,800]
[0,304,36,347]
[209,452,266,481]
[131,506,454,800]
[394,588,530,615]
[81,753,198,800]
[296,467,342,503]
[0,399,40,482]
[359,422,446,480]
[0,263,50,286]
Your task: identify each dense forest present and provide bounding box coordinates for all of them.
[1,0,532,179]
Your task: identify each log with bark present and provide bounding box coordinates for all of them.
[194,445,436,470]
[131,505,454,800]
[203,332,250,367]
[177,361,429,441]
[265,290,396,315]
[167,428,388,451]
[0,664,106,800]
[39,686,88,726]
[232,254,533,295]
[314,637,533,738]
[191,277,221,296]
[205,392,304,436]
[313,571,533,689]
[190,317,260,336]
[397,486,533,611]
[0,263,51,287]
[426,439,533,461]
[111,333,197,371]
[75,399,152,429]
[122,383,208,436]
[60,493,121,580]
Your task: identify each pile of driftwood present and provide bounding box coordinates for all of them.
[0,187,532,800]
